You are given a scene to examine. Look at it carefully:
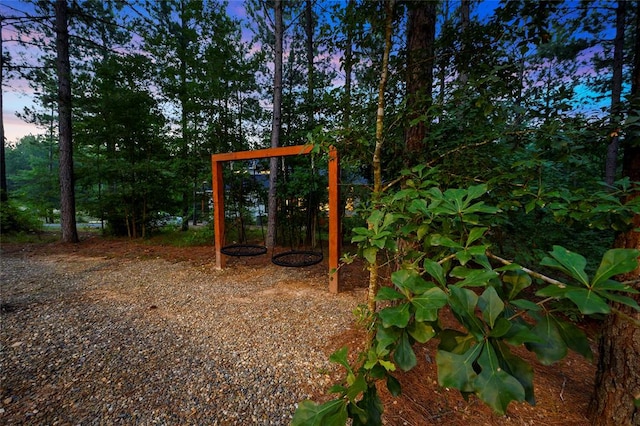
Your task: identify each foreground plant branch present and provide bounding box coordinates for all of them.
[486,250,567,288]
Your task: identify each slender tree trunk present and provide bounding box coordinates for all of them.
[590,2,640,423]
[305,0,317,245]
[55,0,78,243]
[438,0,450,106]
[405,0,436,157]
[305,0,314,130]
[458,0,470,87]
[179,0,190,232]
[368,0,395,318]
[1,19,7,203]
[267,0,283,250]
[343,0,354,127]
[605,0,626,186]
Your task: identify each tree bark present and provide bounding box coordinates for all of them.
[368,0,395,319]
[266,0,283,250]
[458,0,470,87]
[605,0,626,186]
[179,0,190,232]
[343,0,354,127]
[305,0,314,130]
[1,18,7,203]
[405,0,436,157]
[55,0,78,243]
[590,2,640,423]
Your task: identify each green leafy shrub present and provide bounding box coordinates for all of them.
[0,201,43,235]
[292,165,639,425]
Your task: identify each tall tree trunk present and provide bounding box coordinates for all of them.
[1,22,7,203]
[368,0,395,319]
[590,2,640,423]
[55,0,79,243]
[458,0,470,87]
[405,0,436,157]
[267,0,283,250]
[605,0,626,186]
[179,0,190,232]
[343,0,354,128]
[305,0,316,245]
[305,0,314,130]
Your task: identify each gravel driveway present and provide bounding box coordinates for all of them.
[0,251,364,425]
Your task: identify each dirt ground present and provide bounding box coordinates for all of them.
[1,233,597,425]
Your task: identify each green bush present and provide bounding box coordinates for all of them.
[0,201,43,235]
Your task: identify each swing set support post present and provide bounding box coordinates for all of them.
[211,145,341,293]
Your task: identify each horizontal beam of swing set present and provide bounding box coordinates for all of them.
[211,145,341,294]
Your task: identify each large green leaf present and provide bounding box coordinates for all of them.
[394,331,417,371]
[464,201,499,215]
[378,303,412,328]
[478,286,505,328]
[502,269,532,300]
[488,317,512,337]
[386,374,402,397]
[436,343,483,392]
[510,299,541,312]
[592,248,640,288]
[391,269,433,294]
[596,291,640,311]
[493,340,535,405]
[392,188,418,202]
[345,373,368,403]
[535,284,570,298]
[407,198,428,214]
[367,210,384,233]
[449,286,484,336]
[456,249,473,265]
[376,326,400,355]
[438,329,475,353]
[430,234,463,249]
[351,385,383,426]
[423,258,446,287]
[566,288,610,315]
[329,346,353,375]
[412,287,448,322]
[448,286,478,314]
[540,246,589,286]
[408,320,436,343]
[474,342,525,414]
[466,227,488,247]
[593,279,639,293]
[375,286,406,302]
[291,399,348,426]
[503,321,544,346]
[466,184,488,202]
[551,316,593,361]
[451,267,498,288]
[526,314,567,365]
[363,247,378,264]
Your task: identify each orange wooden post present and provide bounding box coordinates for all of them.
[328,145,341,293]
[211,156,225,269]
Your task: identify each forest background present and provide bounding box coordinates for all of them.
[1,0,639,425]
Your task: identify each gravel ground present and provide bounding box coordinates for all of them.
[0,252,364,425]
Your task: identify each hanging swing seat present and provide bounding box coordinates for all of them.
[220,243,268,257]
[271,250,323,267]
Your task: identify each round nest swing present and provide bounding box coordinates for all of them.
[220,244,268,257]
[271,250,323,267]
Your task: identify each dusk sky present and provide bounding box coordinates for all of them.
[1,0,256,143]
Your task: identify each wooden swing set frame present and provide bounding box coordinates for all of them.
[211,145,341,293]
